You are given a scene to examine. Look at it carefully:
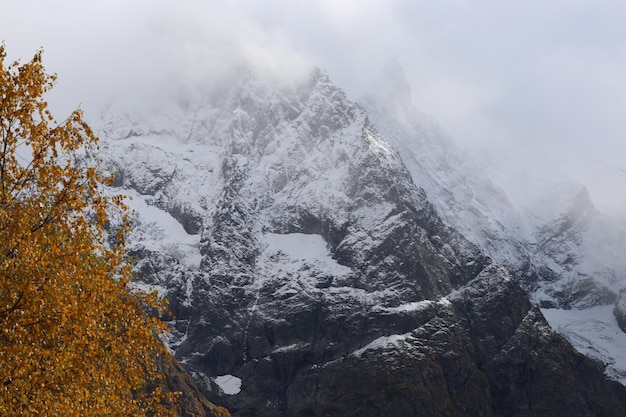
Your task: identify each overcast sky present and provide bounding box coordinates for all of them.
[2,0,625,212]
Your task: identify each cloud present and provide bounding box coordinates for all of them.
[2,0,626,213]
[0,0,311,115]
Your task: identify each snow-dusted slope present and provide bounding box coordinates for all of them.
[94,66,626,416]
[362,61,626,384]
[362,61,531,272]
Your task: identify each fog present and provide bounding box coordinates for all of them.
[0,1,311,115]
[2,0,625,214]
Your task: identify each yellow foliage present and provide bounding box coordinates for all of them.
[0,45,176,416]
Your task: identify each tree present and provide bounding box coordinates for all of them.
[0,45,176,416]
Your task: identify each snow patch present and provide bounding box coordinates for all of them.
[385,300,433,313]
[262,233,329,260]
[383,296,451,313]
[438,297,451,307]
[122,189,202,269]
[352,333,413,357]
[542,305,626,385]
[259,233,351,275]
[214,375,242,395]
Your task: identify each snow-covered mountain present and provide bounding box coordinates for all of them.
[363,61,626,384]
[94,66,626,416]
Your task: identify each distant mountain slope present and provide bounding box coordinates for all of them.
[361,61,626,384]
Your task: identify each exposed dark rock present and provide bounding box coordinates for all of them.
[203,266,626,417]
[452,267,626,416]
[169,201,203,235]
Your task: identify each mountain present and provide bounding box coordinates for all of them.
[363,61,626,384]
[95,67,626,416]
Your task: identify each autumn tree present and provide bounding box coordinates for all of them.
[0,45,176,416]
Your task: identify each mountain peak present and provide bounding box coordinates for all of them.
[96,61,626,415]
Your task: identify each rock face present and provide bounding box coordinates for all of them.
[97,68,626,415]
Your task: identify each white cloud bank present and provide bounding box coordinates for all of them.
[2,0,625,213]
